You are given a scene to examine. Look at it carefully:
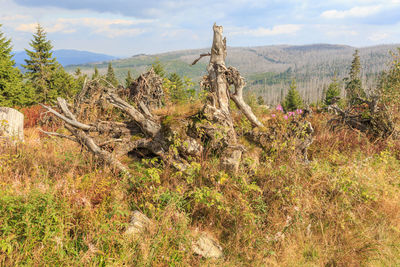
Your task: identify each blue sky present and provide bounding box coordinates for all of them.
[1,0,400,57]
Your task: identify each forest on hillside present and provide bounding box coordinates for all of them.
[1,23,400,266]
[66,43,398,106]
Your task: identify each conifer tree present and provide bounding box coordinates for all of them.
[23,24,56,102]
[75,68,82,76]
[168,72,185,103]
[345,49,365,105]
[378,48,400,108]
[74,67,87,94]
[92,66,100,79]
[282,80,303,111]
[152,59,165,78]
[23,24,77,102]
[106,62,119,87]
[257,96,265,105]
[324,75,341,105]
[125,70,134,88]
[0,24,34,106]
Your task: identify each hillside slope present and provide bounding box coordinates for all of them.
[66,44,399,105]
[1,107,400,266]
[13,49,117,68]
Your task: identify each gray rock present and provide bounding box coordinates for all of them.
[192,232,223,259]
[124,210,151,237]
[0,107,24,142]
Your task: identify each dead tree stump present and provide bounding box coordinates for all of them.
[194,23,264,172]
[0,107,24,142]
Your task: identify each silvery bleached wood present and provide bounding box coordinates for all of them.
[0,107,24,142]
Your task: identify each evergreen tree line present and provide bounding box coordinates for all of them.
[278,49,369,111]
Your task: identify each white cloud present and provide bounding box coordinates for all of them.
[315,24,358,37]
[1,14,29,21]
[161,29,199,40]
[94,27,145,38]
[368,32,389,42]
[321,5,383,19]
[57,17,154,28]
[231,24,302,37]
[15,22,76,34]
[15,17,152,36]
[15,23,36,33]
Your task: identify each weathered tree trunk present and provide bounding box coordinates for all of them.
[196,23,264,172]
[201,24,242,172]
[0,107,24,142]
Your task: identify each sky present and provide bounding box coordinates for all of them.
[1,0,400,57]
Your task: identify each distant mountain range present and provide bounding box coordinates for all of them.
[65,43,400,105]
[13,49,117,68]
[62,44,399,105]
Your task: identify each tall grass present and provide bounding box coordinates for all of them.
[1,111,400,266]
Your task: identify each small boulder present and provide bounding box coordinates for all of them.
[124,210,152,237]
[192,231,223,259]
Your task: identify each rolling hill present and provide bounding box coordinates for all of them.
[13,49,117,68]
[65,44,400,105]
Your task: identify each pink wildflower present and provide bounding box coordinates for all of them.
[296,109,303,114]
[271,114,276,117]
[283,115,288,120]
[276,104,283,112]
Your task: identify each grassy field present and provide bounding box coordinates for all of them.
[1,106,400,266]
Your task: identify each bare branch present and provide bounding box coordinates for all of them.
[65,124,130,176]
[39,129,78,142]
[226,67,264,128]
[98,139,123,147]
[106,92,161,137]
[191,53,211,65]
[40,103,93,131]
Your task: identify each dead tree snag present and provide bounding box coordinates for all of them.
[194,23,264,172]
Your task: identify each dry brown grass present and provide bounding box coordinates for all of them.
[1,108,400,266]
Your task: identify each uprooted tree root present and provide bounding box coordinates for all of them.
[328,97,397,140]
[40,24,314,177]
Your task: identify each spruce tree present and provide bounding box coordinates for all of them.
[48,67,79,99]
[378,48,400,108]
[92,66,100,79]
[75,67,82,76]
[345,49,365,105]
[125,70,134,88]
[106,62,119,87]
[23,24,56,102]
[23,24,77,102]
[257,96,265,105]
[0,24,34,106]
[152,59,165,78]
[74,67,87,94]
[168,72,185,103]
[324,75,341,106]
[282,80,303,111]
